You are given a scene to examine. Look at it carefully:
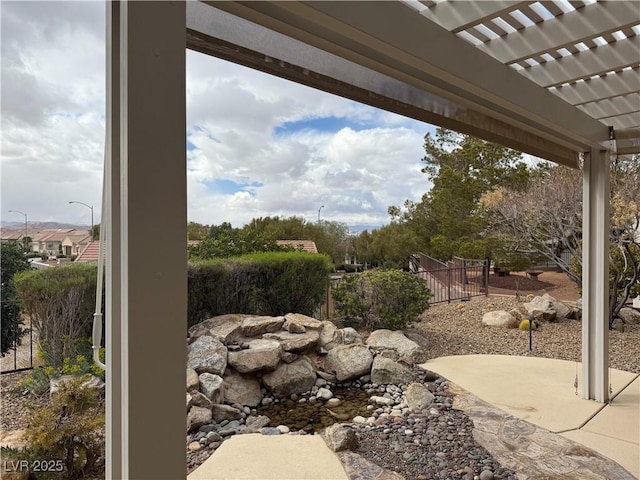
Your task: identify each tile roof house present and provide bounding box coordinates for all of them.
[74,241,101,263]
[276,240,318,253]
[30,229,91,257]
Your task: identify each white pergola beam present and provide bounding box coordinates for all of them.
[519,36,640,87]
[605,112,640,131]
[577,93,640,121]
[107,2,186,478]
[417,0,528,33]
[477,2,640,64]
[582,149,610,403]
[551,68,640,106]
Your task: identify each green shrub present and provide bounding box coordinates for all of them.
[23,375,105,479]
[332,269,431,330]
[188,251,333,326]
[14,264,99,369]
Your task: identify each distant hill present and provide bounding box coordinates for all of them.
[1,221,89,230]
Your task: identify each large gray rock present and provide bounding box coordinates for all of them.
[187,336,228,375]
[227,339,281,373]
[543,294,572,319]
[523,295,557,322]
[186,368,200,392]
[211,404,243,423]
[325,344,373,382]
[198,372,224,404]
[370,356,413,385]
[318,321,342,351]
[241,316,285,337]
[619,307,640,325]
[223,369,263,407]
[263,330,320,352]
[284,313,322,329]
[244,415,271,433]
[404,383,435,411]
[187,406,212,432]
[262,356,316,398]
[322,423,358,452]
[482,310,518,328]
[188,314,248,343]
[366,330,426,364]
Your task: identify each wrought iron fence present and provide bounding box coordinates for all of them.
[410,253,489,304]
[1,310,35,374]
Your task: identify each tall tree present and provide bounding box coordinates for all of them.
[391,128,531,261]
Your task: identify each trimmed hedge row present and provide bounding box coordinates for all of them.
[188,251,333,326]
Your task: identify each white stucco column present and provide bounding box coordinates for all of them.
[107,2,186,478]
[582,149,610,402]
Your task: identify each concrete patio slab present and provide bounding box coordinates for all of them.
[187,433,348,480]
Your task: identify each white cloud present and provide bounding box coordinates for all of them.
[1,3,434,230]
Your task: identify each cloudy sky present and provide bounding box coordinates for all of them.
[1,1,436,231]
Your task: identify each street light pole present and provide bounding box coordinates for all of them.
[318,205,325,223]
[8,210,28,251]
[69,201,94,241]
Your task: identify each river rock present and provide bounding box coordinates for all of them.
[325,344,373,381]
[223,369,263,407]
[227,339,281,373]
[284,313,322,329]
[482,310,518,328]
[322,423,358,452]
[187,335,227,375]
[244,415,271,433]
[263,330,320,352]
[198,372,224,404]
[262,356,316,398]
[370,356,414,385]
[241,316,285,337]
[187,406,212,433]
[404,382,435,411]
[366,330,426,364]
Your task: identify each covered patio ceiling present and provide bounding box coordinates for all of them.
[187,0,640,167]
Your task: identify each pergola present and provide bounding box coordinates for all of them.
[105,1,640,478]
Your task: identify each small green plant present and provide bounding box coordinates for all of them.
[18,366,56,396]
[24,375,105,479]
[332,269,431,330]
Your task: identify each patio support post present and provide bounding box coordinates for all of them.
[107,2,187,478]
[582,149,610,402]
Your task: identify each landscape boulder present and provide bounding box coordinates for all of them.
[186,368,200,392]
[188,314,247,343]
[370,356,413,385]
[522,295,557,322]
[262,356,316,398]
[318,321,343,351]
[284,313,322,330]
[50,374,105,400]
[211,404,243,423]
[342,327,363,345]
[198,372,224,404]
[227,338,281,373]
[187,335,227,375]
[241,316,285,337]
[619,307,640,325]
[187,406,212,433]
[366,330,426,364]
[404,383,435,411]
[325,344,373,381]
[223,369,263,407]
[322,423,358,452]
[482,310,518,328]
[263,330,320,352]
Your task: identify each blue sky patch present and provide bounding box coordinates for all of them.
[275,116,375,136]
[204,179,263,195]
